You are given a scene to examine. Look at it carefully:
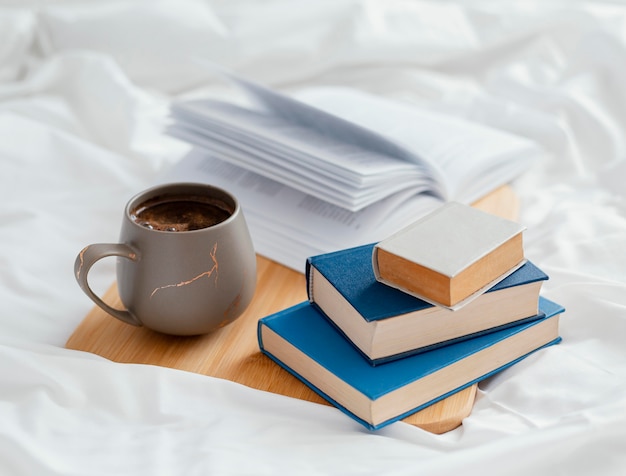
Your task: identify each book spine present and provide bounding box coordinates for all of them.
[305,258,314,302]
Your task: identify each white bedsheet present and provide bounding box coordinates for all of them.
[1,1,625,474]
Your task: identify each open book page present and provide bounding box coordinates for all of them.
[160,149,441,271]
[169,100,433,211]
[221,72,438,168]
[221,71,541,204]
[293,87,542,205]
[171,70,540,209]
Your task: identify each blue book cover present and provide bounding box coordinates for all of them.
[258,297,564,430]
[306,243,549,363]
[307,243,547,321]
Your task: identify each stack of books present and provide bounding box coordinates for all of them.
[257,202,564,430]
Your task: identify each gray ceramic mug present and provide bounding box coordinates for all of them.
[74,183,256,335]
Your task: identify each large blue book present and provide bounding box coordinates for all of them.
[258,297,563,430]
[306,243,548,364]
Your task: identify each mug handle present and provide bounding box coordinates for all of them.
[74,243,143,327]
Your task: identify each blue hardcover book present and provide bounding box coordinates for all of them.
[306,243,549,364]
[258,297,564,430]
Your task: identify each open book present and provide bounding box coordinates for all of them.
[164,72,541,271]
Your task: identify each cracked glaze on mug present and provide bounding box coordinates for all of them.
[150,243,219,298]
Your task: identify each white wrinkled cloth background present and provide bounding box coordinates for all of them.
[1,1,626,474]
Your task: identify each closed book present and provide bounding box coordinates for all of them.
[373,202,526,309]
[307,243,548,364]
[258,297,563,430]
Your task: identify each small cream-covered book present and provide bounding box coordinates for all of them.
[372,202,526,309]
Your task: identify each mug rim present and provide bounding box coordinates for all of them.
[124,182,241,234]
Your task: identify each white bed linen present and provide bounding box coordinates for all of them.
[1,1,625,474]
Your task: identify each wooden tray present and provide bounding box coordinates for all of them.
[66,186,518,434]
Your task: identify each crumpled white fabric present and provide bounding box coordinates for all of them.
[1,1,626,475]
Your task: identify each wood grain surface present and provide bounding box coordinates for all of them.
[66,185,518,434]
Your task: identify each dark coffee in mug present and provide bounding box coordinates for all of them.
[130,194,234,232]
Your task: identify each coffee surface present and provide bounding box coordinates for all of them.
[131,195,233,232]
